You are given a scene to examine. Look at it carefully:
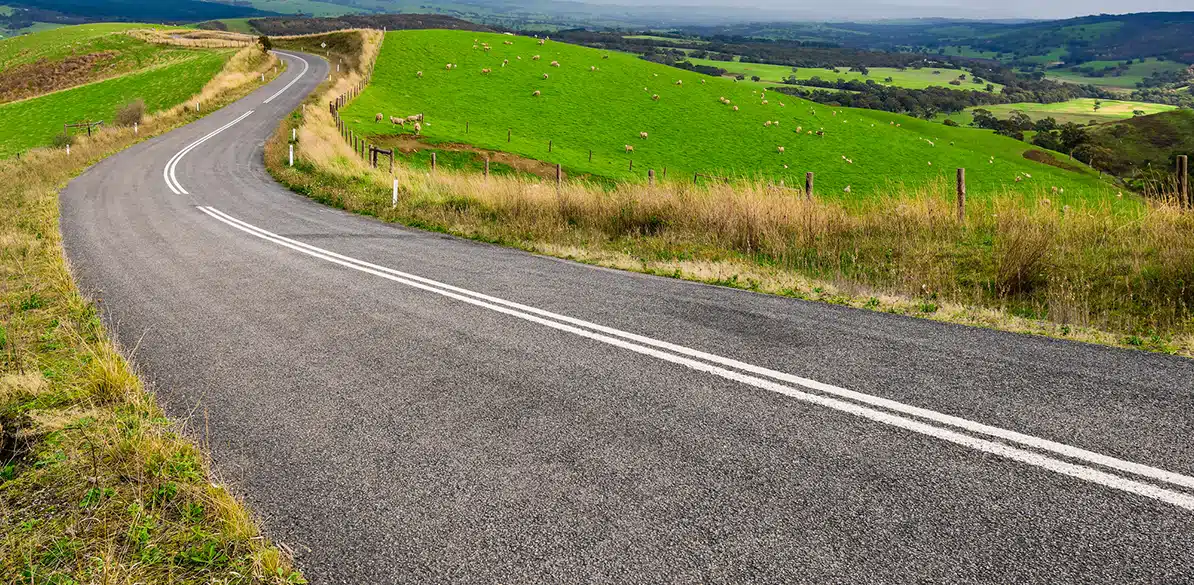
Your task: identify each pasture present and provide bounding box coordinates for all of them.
[686,57,1004,92]
[1045,58,1190,90]
[0,51,229,158]
[0,23,173,70]
[941,98,1178,126]
[342,29,1113,199]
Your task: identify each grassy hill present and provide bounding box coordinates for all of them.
[940,99,1178,127]
[686,57,1002,92]
[342,29,1113,200]
[1044,58,1189,90]
[0,24,235,158]
[1084,109,1194,179]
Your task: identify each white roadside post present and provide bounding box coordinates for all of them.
[392,179,398,208]
[66,144,70,155]
[289,144,294,167]
[292,128,297,141]
[134,122,138,135]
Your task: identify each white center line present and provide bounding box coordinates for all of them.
[164,111,254,195]
[263,51,310,104]
[198,205,1194,512]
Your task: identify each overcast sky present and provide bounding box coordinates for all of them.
[581,0,1192,20]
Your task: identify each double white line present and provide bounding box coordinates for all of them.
[198,205,1194,512]
[164,111,254,195]
[263,51,310,105]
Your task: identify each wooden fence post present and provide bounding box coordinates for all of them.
[663,167,667,179]
[389,152,394,174]
[629,159,633,171]
[556,164,562,186]
[1179,155,1189,208]
[804,172,814,201]
[956,168,966,222]
[431,152,437,171]
[588,149,592,162]
[694,172,699,185]
[548,140,552,153]
[466,121,469,134]
[648,169,655,185]
[507,128,511,143]
[484,158,490,177]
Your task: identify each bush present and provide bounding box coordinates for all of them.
[259,35,273,53]
[50,132,75,148]
[115,99,145,127]
[943,119,959,127]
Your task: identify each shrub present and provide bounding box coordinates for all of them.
[258,35,272,53]
[50,131,75,148]
[115,99,145,127]
[943,119,959,127]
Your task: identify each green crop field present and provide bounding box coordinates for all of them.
[0,51,228,158]
[342,29,1115,200]
[1045,58,1190,89]
[940,98,1178,127]
[686,57,1004,92]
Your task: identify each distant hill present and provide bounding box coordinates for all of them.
[249,14,491,36]
[1083,109,1194,182]
[7,0,272,22]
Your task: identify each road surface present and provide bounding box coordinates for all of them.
[60,51,1194,583]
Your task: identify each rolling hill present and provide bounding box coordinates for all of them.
[341,29,1113,200]
[1083,109,1194,180]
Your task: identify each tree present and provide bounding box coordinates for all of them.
[258,35,272,53]
[751,75,760,82]
[1059,123,1089,152]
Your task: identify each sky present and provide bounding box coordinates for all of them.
[580,0,1193,20]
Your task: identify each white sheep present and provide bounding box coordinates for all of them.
[640,132,648,139]
[416,71,423,78]
[375,113,383,122]
[676,79,682,85]
[625,145,634,153]
[533,55,541,61]
[413,122,422,135]
[777,146,785,154]
[550,60,560,67]
[481,68,492,74]
[532,90,541,96]
[733,105,739,111]
[543,73,549,79]
[651,94,660,101]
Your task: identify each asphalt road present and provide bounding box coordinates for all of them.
[60,51,1194,584]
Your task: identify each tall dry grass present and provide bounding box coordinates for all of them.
[1,45,304,582]
[128,28,257,49]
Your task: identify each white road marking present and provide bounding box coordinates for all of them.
[198,205,1194,511]
[263,51,310,104]
[164,111,254,195]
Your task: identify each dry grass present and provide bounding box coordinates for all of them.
[1,46,306,583]
[128,28,257,49]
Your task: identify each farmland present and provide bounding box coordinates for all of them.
[0,50,229,157]
[686,56,1004,92]
[1044,58,1190,90]
[940,98,1178,126]
[342,29,1110,200]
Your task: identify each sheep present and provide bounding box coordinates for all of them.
[416,71,423,78]
[844,186,852,193]
[532,90,541,96]
[625,145,634,153]
[602,54,610,59]
[591,66,596,71]
[676,79,683,85]
[446,63,453,70]
[733,105,739,111]
[796,126,802,133]
[701,79,706,84]
[640,131,648,139]
[390,116,401,125]
[762,100,769,105]
[765,121,772,127]
[773,121,780,126]
[543,73,549,79]
[550,61,560,67]
[533,55,541,61]
[815,130,825,136]
[413,122,422,135]
[503,59,509,66]
[779,102,785,107]
[651,94,660,101]
[538,38,546,45]
[777,146,785,154]
[375,113,384,122]
[517,56,522,60]
[481,68,492,74]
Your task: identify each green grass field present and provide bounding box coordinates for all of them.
[342,30,1114,200]
[1045,58,1190,89]
[940,98,1178,126]
[0,23,175,69]
[215,18,260,35]
[686,57,1004,92]
[239,0,357,16]
[625,34,708,45]
[0,51,228,157]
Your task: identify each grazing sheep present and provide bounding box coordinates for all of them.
[482,68,492,74]
[503,59,509,66]
[640,132,648,139]
[413,122,422,135]
[773,121,780,126]
[550,61,560,67]
[765,121,773,127]
[779,102,785,107]
[390,116,400,125]
[543,73,549,79]
[532,90,541,96]
[517,56,522,60]
[625,145,634,153]
[844,186,852,193]
[796,126,802,132]
[762,100,769,105]
[416,71,423,78]
[815,130,824,136]
[538,38,545,45]
[701,79,706,84]
[733,105,739,111]
[446,63,453,70]
[590,66,597,71]
[533,55,541,60]
[676,79,683,85]
[777,146,785,153]
[376,113,383,122]
[651,94,660,101]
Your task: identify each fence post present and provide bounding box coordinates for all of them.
[292,128,296,141]
[431,152,437,171]
[694,172,699,185]
[466,121,469,134]
[589,149,592,162]
[648,169,655,186]
[804,172,814,201]
[392,178,398,208]
[507,128,511,143]
[389,152,394,175]
[663,167,667,179]
[548,140,552,153]
[134,122,138,135]
[556,164,562,186]
[629,159,633,171]
[1179,155,1189,208]
[289,144,294,167]
[956,168,966,222]
[485,158,490,178]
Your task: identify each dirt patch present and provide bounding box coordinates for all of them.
[0,52,118,104]
[1022,149,1084,173]
[371,133,567,180]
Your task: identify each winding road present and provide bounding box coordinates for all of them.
[61,51,1194,583]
